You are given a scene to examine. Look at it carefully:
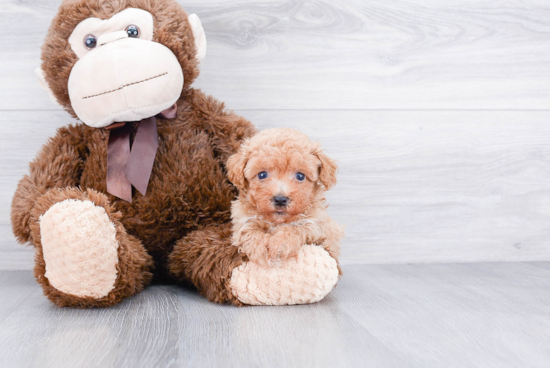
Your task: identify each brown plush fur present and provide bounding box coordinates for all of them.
[168,223,247,306]
[11,0,257,307]
[227,128,344,268]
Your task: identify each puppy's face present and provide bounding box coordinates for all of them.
[245,151,319,223]
[227,129,337,224]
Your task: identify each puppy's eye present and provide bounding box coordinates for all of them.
[84,34,97,49]
[258,171,268,180]
[296,172,306,182]
[126,25,140,38]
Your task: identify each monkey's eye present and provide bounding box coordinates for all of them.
[126,25,140,38]
[84,34,97,49]
[296,172,306,182]
[258,171,268,180]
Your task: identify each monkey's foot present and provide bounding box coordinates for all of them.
[39,199,120,299]
[30,188,153,308]
[229,245,339,306]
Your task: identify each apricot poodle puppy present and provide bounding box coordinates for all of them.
[227,128,344,267]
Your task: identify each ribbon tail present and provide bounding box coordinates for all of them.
[125,117,159,196]
[107,125,133,202]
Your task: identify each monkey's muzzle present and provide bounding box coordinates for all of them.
[68,37,184,128]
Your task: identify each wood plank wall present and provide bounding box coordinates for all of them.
[1,0,549,269]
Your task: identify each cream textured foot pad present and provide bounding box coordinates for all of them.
[230,245,339,306]
[39,199,119,298]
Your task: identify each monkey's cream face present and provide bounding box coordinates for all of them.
[62,8,204,128]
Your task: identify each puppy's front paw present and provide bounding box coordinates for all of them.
[268,230,302,264]
[239,240,271,267]
[267,256,283,268]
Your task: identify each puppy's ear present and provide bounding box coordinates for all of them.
[315,149,338,190]
[227,148,249,190]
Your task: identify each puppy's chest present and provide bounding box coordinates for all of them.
[260,218,319,233]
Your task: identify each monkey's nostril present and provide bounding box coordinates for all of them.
[273,196,289,207]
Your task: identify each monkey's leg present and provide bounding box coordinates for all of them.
[29,188,153,308]
[168,223,246,305]
[168,223,340,306]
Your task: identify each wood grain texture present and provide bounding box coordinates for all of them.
[0,264,548,368]
[1,109,549,269]
[1,0,550,110]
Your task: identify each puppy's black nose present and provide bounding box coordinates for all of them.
[273,195,289,207]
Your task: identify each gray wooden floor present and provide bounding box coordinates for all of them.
[0,263,548,368]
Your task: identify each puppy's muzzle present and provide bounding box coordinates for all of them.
[273,195,290,208]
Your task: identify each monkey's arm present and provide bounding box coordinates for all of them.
[11,125,85,244]
[188,89,258,164]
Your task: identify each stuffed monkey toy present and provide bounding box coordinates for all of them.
[11,0,339,308]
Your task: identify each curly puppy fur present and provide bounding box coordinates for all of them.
[11,0,257,307]
[227,128,345,268]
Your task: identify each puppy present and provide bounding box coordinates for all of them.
[227,128,344,267]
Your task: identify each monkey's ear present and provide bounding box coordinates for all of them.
[35,67,60,106]
[188,14,207,61]
[316,151,338,190]
[226,148,249,191]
